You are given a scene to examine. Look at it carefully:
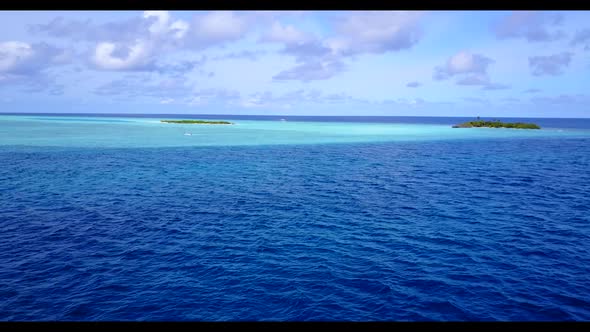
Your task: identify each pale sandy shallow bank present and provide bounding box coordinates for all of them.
[1,115,589,148]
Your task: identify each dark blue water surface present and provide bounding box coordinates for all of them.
[1,117,590,321]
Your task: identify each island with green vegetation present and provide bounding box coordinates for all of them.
[452,119,540,129]
[161,119,233,125]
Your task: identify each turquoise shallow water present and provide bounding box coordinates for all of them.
[1,114,590,321]
[1,115,589,148]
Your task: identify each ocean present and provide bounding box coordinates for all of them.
[1,114,589,321]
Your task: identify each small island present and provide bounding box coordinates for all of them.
[452,119,540,129]
[161,120,233,125]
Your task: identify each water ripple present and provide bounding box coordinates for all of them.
[1,138,589,321]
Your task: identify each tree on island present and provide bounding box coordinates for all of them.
[452,119,540,129]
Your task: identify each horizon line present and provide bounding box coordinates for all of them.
[1,112,590,120]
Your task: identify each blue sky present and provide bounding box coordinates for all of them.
[0,10,589,117]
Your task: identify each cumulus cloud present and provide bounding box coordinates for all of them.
[434,51,494,81]
[28,11,292,80]
[493,11,565,42]
[184,11,306,52]
[0,41,68,74]
[0,41,70,93]
[28,16,149,43]
[29,11,426,82]
[571,28,590,50]
[433,51,509,90]
[259,21,331,63]
[187,11,250,49]
[31,12,189,45]
[264,38,337,81]
[406,81,422,88]
[32,11,204,72]
[143,11,171,35]
[87,11,191,72]
[528,52,572,76]
[91,40,155,71]
[143,11,189,40]
[328,11,424,56]
[31,11,271,55]
[260,11,425,82]
[260,21,310,45]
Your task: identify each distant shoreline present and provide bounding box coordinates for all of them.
[452,120,541,129]
[161,119,233,125]
[1,112,589,120]
[2,113,590,129]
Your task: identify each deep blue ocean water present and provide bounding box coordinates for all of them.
[1,114,590,321]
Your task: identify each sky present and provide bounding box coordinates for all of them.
[0,10,589,117]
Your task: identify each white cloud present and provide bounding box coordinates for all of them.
[434,51,494,80]
[0,42,34,72]
[90,11,191,71]
[170,20,189,39]
[493,11,565,42]
[528,52,573,76]
[143,11,171,35]
[434,51,510,90]
[0,41,70,93]
[259,11,425,81]
[91,40,154,71]
[189,11,249,48]
[0,41,68,74]
[329,11,424,56]
[143,11,188,40]
[260,21,310,45]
